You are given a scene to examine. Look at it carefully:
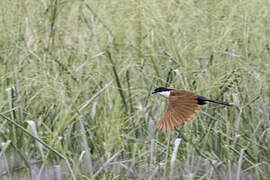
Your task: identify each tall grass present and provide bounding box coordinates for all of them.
[0,0,270,179]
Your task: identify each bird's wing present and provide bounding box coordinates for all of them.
[156,90,201,132]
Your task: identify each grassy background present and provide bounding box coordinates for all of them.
[0,0,270,179]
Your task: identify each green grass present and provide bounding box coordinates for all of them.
[1,0,270,179]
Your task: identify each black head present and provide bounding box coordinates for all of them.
[152,87,174,94]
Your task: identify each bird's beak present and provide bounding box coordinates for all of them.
[152,91,156,94]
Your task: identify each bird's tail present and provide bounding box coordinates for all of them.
[197,96,231,106]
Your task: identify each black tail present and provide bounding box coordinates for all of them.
[197,95,231,106]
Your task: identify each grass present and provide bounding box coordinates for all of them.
[0,0,270,179]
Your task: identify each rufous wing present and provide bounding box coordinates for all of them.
[156,90,201,132]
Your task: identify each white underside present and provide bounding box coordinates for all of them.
[157,91,170,98]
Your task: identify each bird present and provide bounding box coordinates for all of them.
[152,87,231,132]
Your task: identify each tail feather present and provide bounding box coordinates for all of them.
[205,99,231,106]
[197,95,231,106]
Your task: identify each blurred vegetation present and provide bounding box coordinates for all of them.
[0,0,270,179]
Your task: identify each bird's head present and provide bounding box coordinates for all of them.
[152,87,174,98]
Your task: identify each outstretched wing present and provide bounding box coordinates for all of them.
[156,90,200,132]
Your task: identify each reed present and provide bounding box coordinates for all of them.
[0,0,269,179]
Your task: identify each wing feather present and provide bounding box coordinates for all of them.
[156,90,201,132]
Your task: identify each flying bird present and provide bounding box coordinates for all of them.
[152,87,231,132]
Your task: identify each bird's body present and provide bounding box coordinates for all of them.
[152,87,231,132]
